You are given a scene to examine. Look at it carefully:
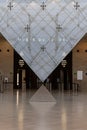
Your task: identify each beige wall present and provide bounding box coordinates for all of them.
[0,36,13,83]
[72,37,87,91]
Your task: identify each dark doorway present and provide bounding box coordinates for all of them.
[13,50,37,89]
[49,51,72,90]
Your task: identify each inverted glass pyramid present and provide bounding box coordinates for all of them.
[0,0,87,81]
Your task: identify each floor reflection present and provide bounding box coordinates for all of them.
[0,89,87,130]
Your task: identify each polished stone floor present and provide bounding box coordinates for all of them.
[0,88,87,130]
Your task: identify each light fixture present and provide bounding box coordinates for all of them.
[18,59,24,67]
[61,60,67,68]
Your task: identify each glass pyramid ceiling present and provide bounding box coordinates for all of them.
[0,0,87,81]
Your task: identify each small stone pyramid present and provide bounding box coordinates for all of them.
[29,84,56,102]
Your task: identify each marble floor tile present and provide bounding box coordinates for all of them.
[0,89,87,130]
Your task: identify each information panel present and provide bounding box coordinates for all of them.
[77,71,83,80]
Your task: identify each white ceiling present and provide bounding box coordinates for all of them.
[0,0,87,81]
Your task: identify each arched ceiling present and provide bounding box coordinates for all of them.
[0,0,87,81]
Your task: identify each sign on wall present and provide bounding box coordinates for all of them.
[77,70,83,80]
